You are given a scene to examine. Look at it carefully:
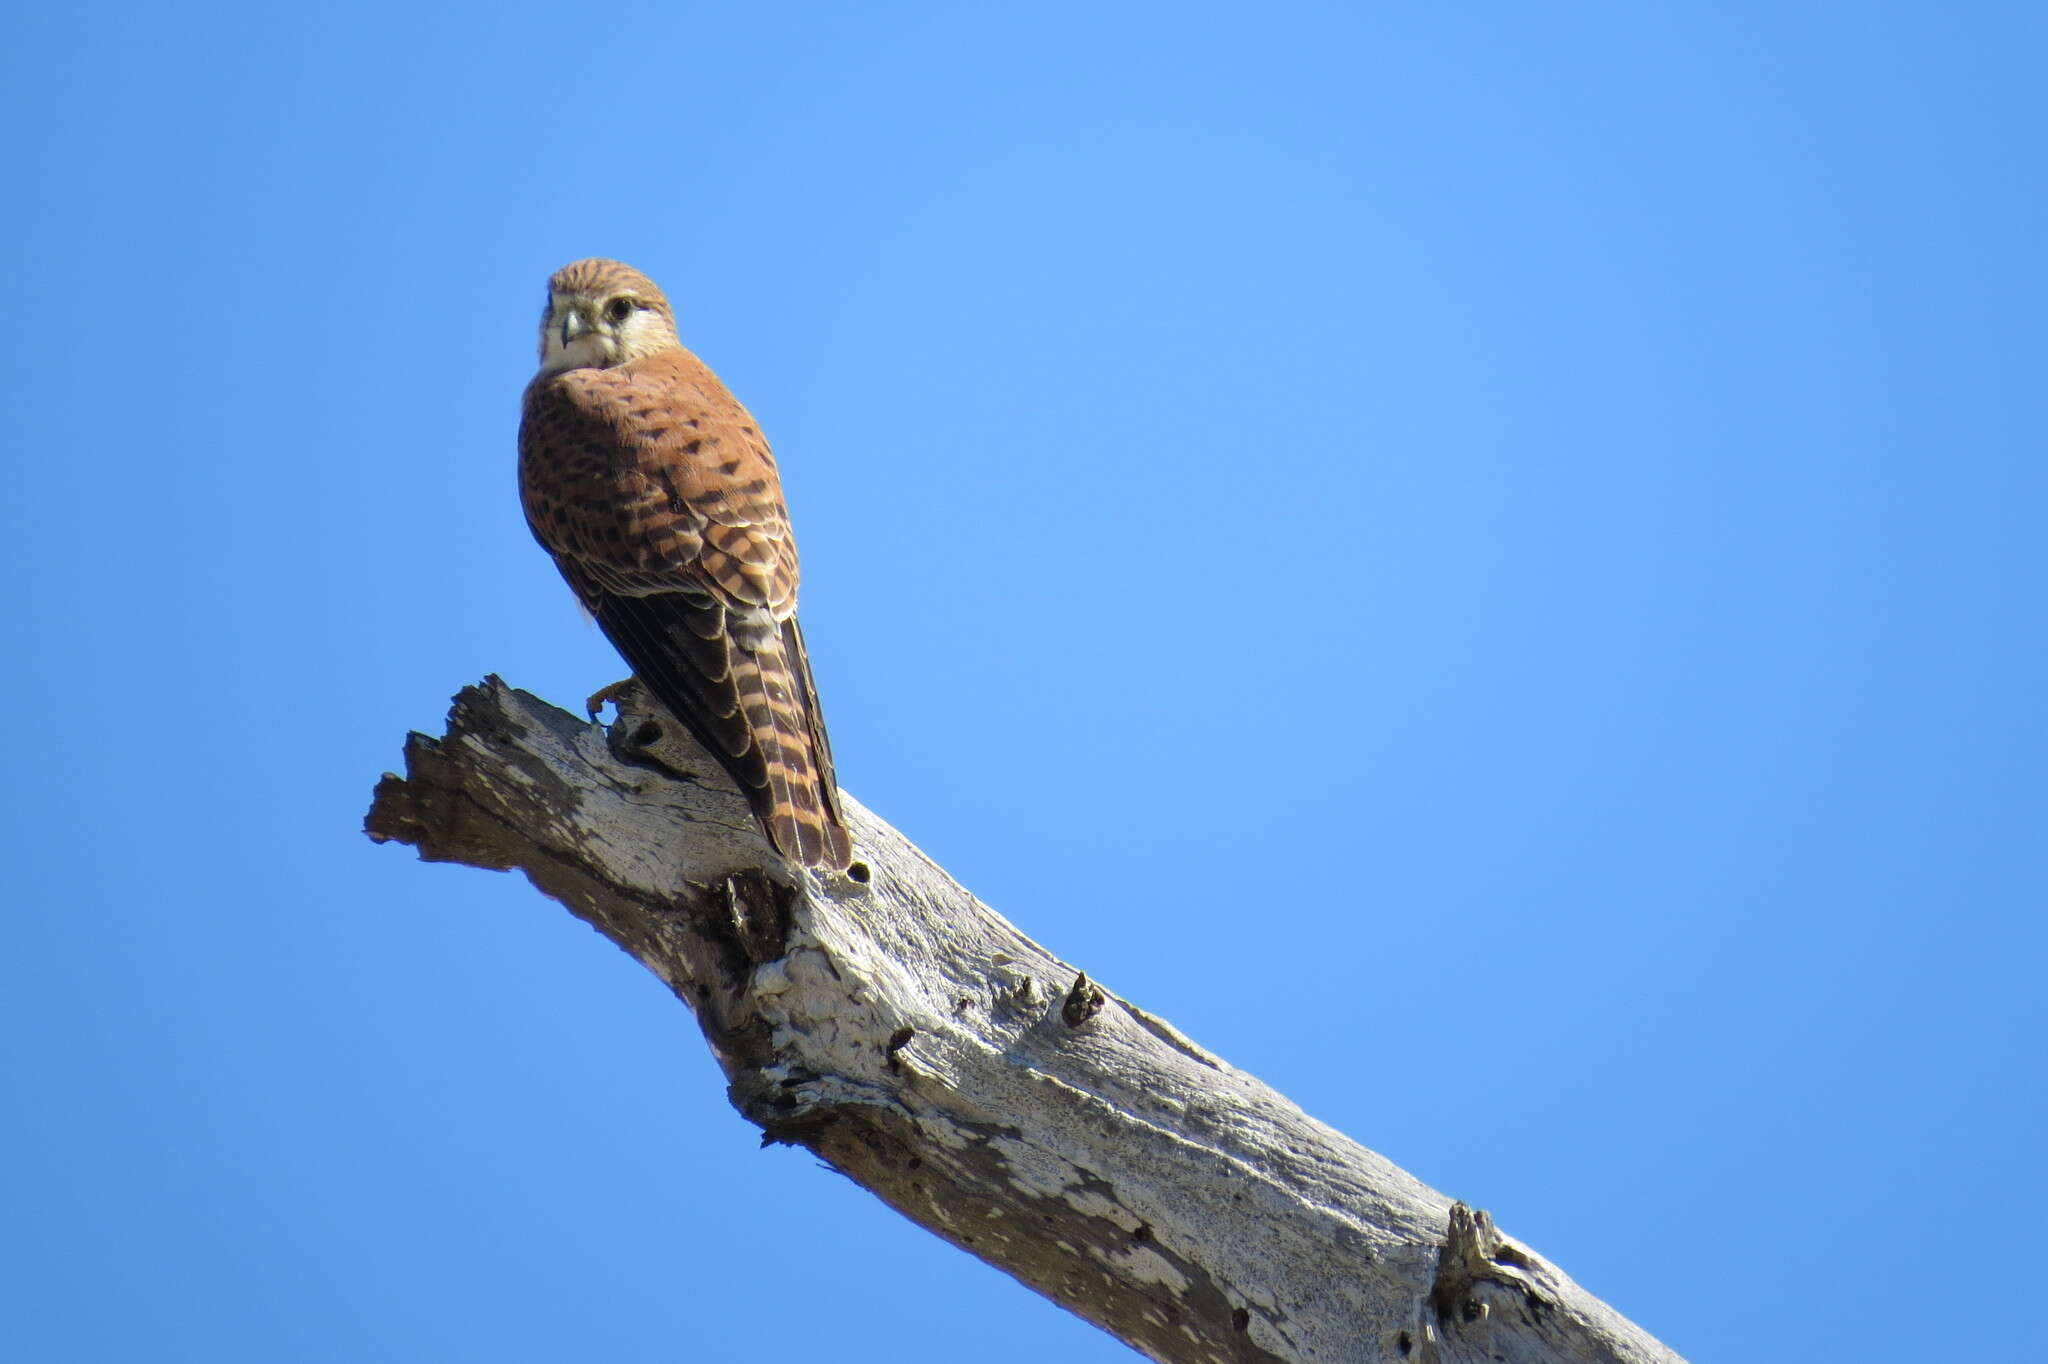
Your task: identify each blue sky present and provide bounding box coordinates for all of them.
[4,2,2042,1360]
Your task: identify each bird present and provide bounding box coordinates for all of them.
[518,258,853,871]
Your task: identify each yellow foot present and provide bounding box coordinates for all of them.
[585,677,639,720]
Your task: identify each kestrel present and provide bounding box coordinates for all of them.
[519,258,853,870]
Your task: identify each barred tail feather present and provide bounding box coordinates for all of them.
[591,588,851,870]
[732,640,853,870]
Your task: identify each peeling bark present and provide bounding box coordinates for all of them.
[364,678,1686,1364]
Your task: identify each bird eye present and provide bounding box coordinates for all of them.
[605,298,635,324]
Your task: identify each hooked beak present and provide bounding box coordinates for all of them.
[558,308,587,349]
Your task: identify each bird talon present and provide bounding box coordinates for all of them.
[585,678,638,720]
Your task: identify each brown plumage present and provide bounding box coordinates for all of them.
[519,259,852,870]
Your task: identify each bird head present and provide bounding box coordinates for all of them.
[536,258,682,375]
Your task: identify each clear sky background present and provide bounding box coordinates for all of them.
[3,3,2041,1361]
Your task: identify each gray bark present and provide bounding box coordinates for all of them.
[364,677,1686,1364]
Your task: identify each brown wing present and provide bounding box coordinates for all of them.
[519,348,851,870]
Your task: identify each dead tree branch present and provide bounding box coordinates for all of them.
[364,677,1685,1364]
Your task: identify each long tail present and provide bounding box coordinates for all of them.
[731,621,853,870]
[592,590,853,871]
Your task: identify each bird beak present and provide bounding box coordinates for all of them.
[559,309,587,348]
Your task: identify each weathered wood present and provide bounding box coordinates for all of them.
[364,678,1686,1364]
